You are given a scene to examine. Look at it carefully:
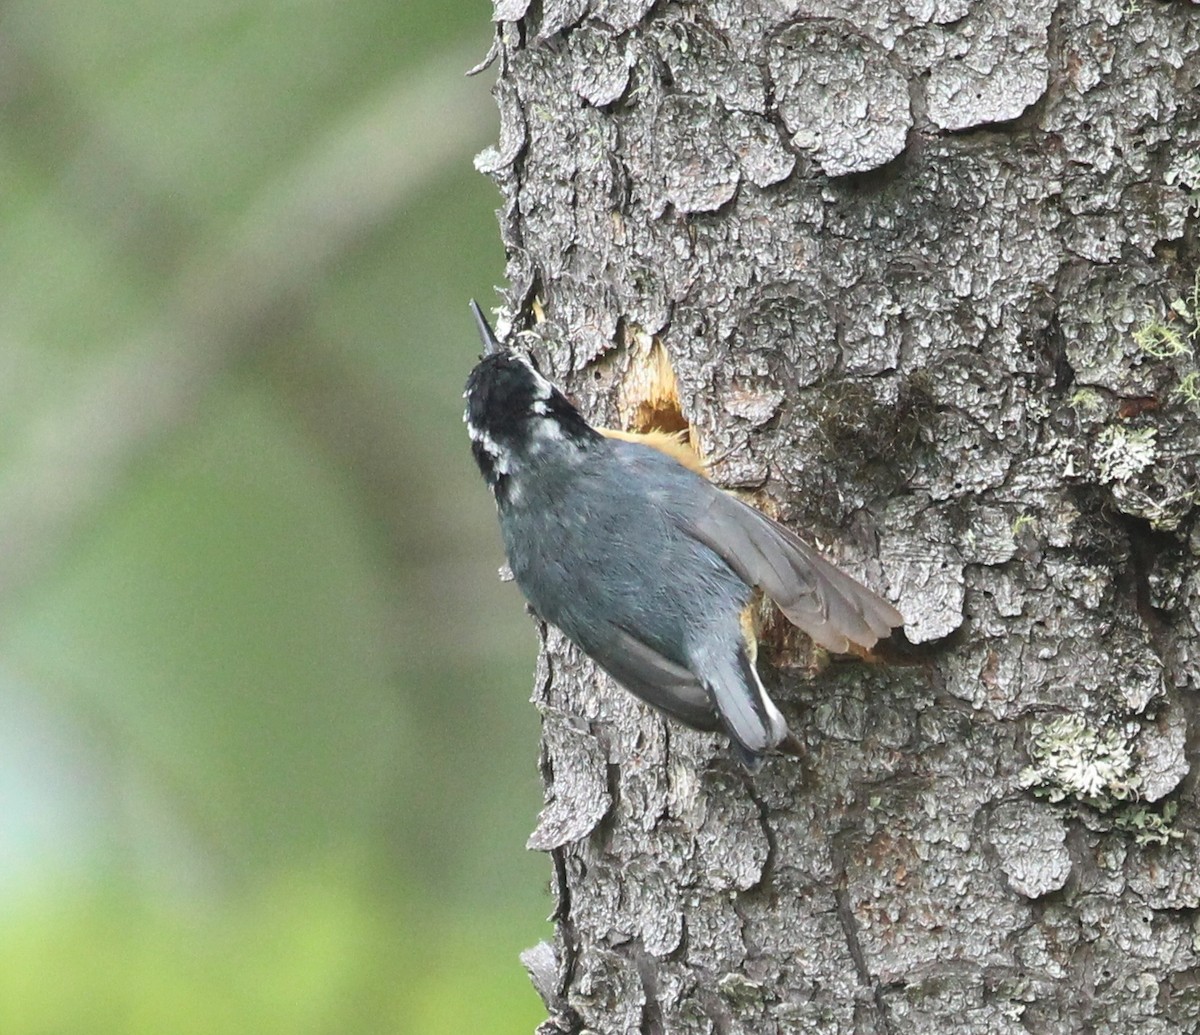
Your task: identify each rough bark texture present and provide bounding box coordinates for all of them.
[477,2,1200,1032]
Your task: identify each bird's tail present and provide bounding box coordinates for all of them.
[705,642,789,771]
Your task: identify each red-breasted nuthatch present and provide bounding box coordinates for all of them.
[464,301,903,770]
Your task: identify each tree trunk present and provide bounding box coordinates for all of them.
[476,3,1200,1032]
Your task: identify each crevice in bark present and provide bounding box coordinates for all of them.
[1066,487,1132,568]
[1175,671,1200,808]
[550,846,578,986]
[742,776,778,891]
[635,946,665,1035]
[1037,309,1076,395]
[831,834,896,1035]
[590,756,623,853]
[1041,0,1073,107]
[1116,513,1179,637]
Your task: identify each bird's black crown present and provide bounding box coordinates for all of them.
[464,351,598,493]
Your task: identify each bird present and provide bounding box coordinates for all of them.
[464,300,903,770]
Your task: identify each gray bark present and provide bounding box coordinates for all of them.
[477,2,1200,1032]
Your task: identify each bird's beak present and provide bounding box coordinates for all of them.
[469,299,502,356]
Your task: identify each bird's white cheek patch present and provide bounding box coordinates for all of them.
[467,421,511,474]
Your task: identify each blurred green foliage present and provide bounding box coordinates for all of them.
[0,1,549,1031]
[0,870,543,1033]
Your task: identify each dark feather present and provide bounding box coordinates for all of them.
[680,489,903,653]
[589,622,788,767]
[589,624,721,733]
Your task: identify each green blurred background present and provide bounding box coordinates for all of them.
[0,3,550,1031]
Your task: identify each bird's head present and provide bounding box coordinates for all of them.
[463,302,599,498]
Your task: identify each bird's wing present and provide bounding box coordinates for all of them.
[594,623,786,769]
[679,489,904,653]
[586,623,721,733]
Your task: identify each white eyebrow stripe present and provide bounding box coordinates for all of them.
[513,355,555,400]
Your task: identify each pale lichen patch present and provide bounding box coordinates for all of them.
[1019,714,1140,805]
